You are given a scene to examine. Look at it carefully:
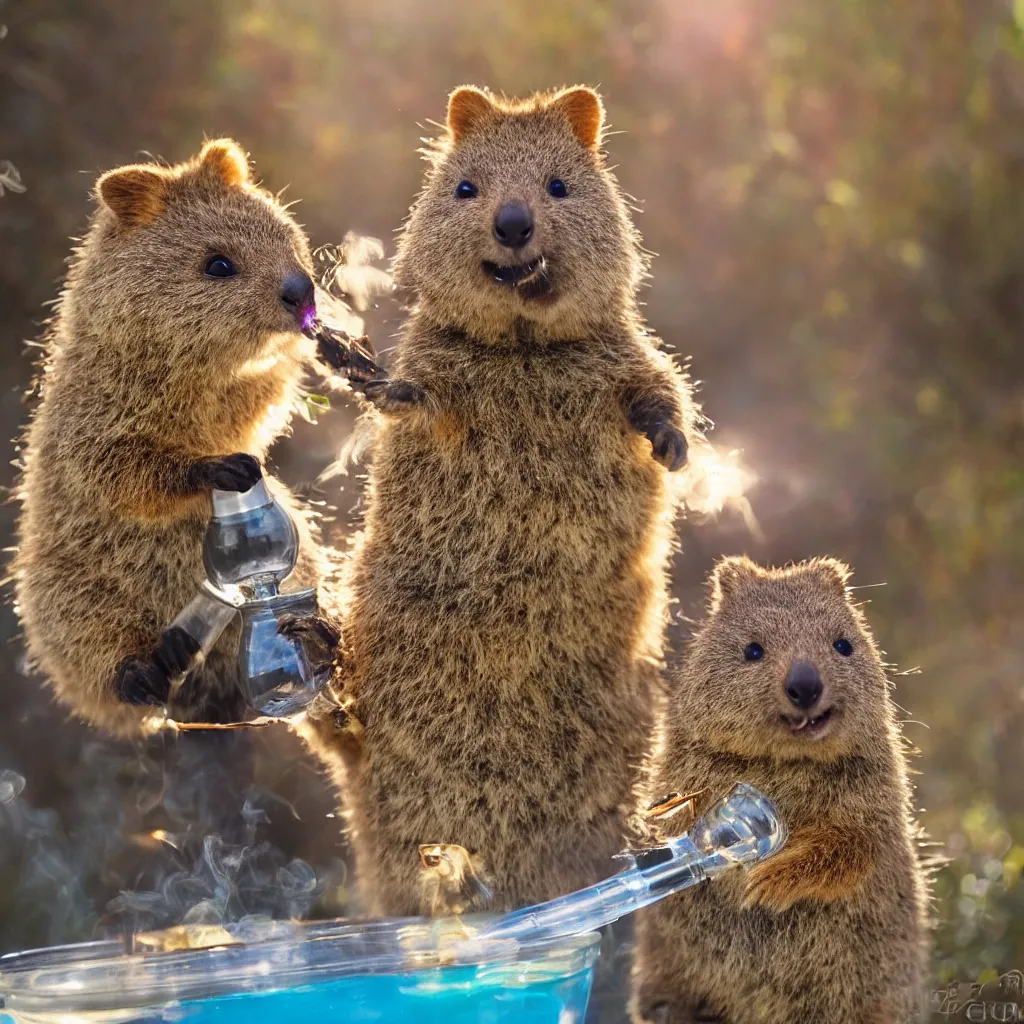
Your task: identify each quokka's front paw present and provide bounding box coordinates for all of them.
[114,656,172,706]
[647,422,688,472]
[114,626,202,707]
[305,688,358,733]
[185,453,262,492]
[316,328,385,383]
[151,625,202,680]
[743,850,815,912]
[744,823,873,911]
[277,613,342,674]
[363,379,426,414]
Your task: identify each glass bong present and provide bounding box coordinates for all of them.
[469,782,787,945]
[159,311,384,721]
[165,479,331,719]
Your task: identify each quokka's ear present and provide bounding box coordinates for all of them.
[197,138,251,187]
[708,555,761,611]
[548,86,605,150]
[446,86,497,142]
[802,557,853,598]
[96,164,170,226]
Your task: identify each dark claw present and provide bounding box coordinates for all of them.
[364,379,425,412]
[626,398,687,472]
[277,613,341,652]
[305,689,354,731]
[185,453,262,493]
[151,626,202,680]
[646,791,682,812]
[277,614,341,677]
[114,656,171,706]
[649,423,688,472]
[310,322,386,383]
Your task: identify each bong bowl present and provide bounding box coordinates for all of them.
[195,478,330,719]
[203,479,298,593]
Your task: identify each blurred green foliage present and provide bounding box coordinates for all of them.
[1,0,1023,1003]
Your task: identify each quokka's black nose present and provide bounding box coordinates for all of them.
[785,660,823,710]
[280,270,315,323]
[493,203,534,249]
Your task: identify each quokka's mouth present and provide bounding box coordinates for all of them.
[779,706,836,739]
[481,258,552,294]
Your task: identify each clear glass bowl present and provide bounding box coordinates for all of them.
[239,588,328,717]
[0,917,600,1024]
[203,481,299,592]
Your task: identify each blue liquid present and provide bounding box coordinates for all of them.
[173,964,593,1024]
[2,963,595,1024]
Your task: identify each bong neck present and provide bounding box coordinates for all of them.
[247,577,281,600]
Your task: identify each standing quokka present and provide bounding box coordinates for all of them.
[634,557,930,1024]
[14,139,343,738]
[305,85,699,915]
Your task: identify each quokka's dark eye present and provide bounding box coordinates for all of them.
[547,178,568,199]
[833,638,854,656]
[204,254,237,278]
[744,642,764,662]
[455,180,478,199]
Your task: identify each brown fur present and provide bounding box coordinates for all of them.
[633,557,930,1024]
[14,139,338,738]
[304,86,699,917]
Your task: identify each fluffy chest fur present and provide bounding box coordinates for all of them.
[340,328,680,910]
[363,341,665,620]
[352,333,670,702]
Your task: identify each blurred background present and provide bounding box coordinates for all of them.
[1,0,1022,1014]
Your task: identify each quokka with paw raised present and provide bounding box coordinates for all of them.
[634,557,930,1024]
[14,140,348,737]
[305,85,700,916]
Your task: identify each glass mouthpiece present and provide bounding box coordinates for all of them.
[690,781,785,863]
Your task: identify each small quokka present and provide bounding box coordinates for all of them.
[14,139,344,738]
[634,556,930,1024]
[303,85,699,917]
